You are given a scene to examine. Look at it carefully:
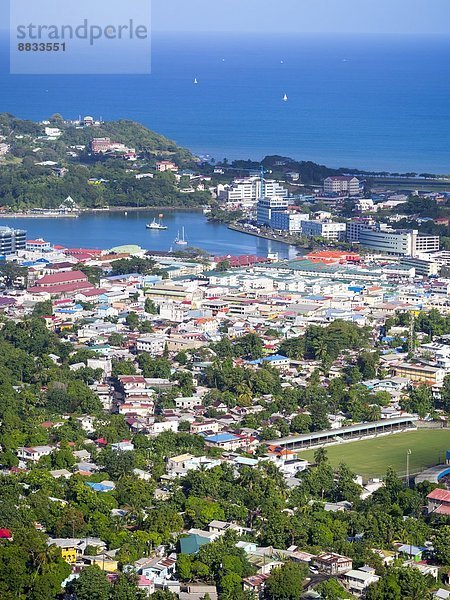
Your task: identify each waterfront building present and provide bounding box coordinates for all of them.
[256,197,289,226]
[26,239,52,252]
[346,219,376,243]
[0,226,26,255]
[222,177,288,203]
[270,211,310,232]
[359,228,439,256]
[324,176,360,196]
[301,220,346,241]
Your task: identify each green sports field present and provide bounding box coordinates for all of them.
[298,429,450,479]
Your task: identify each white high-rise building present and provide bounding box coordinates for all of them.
[221,177,288,203]
[301,220,347,241]
[359,228,440,256]
[256,197,289,226]
[0,226,27,255]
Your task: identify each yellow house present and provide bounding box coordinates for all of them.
[85,556,118,572]
[61,547,77,564]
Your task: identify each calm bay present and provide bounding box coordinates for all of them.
[0,210,299,259]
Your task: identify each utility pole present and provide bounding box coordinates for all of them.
[406,448,412,486]
[409,313,415,356]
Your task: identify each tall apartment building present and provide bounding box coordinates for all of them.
[0,226,26,255]
[324,176,360,196]
[270,211,310,232]
[256,197,289,226]
[358,228,439,257]
[222,177,288,203]
[301,220,347,241]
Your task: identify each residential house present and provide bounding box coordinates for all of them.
[18,445,54,462]
[313,552,352,575]
[138,554,178,586]
[137,575,155,596]
[179,584,218,600]
[343,568,380,596]
[242,574,270,598]
[166,454,221,478]
[427,488,450,516]
[190,420,220,435]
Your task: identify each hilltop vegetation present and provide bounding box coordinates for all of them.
[0,113,207,210]
[59,118,192,158]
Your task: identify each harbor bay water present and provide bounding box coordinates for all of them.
[1,210,299,259]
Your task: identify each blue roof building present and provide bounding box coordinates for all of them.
[204,433,241,450]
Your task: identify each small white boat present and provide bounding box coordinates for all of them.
[146,215,167,230]
[203,207,211,214]
[283,93,288,102]
[194,78,198,84]
[174,226,188,245]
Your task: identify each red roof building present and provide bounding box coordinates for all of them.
[306,250,361,264]
[427,488,450,515]
[32,270,89,288]
[28,270,95,298]
[0,529,12,540]
[64,248,102,259]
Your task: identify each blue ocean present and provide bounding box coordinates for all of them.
[1,32,450,172]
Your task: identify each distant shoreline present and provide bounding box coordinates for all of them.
[0,206,205,219]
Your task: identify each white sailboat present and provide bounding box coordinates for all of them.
[174,226,188,246]
[283,93,288,102]
[194,78,198,84]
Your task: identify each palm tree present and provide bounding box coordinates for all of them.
[312,338,328,363]
[314,446,328,465]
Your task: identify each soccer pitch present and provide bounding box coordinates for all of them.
[298,429,450,479]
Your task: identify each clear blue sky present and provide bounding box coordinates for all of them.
[152,0,450,34]
[1,0,449,35]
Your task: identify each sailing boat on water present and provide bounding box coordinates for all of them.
[194,78,198,84]
[174,227,188,246]
[283,93,288,102]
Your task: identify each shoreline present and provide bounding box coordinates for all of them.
[85,206,204,213]
[227,223,299,247]
[0,206,205,219]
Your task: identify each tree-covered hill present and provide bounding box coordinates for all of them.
[60,118,192,159]
[0,114,207,209]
